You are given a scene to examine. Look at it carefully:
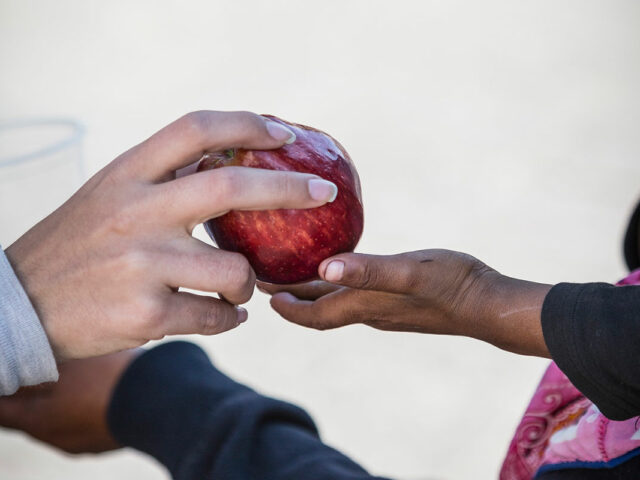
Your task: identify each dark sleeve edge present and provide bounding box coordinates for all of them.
[541,283,638,420]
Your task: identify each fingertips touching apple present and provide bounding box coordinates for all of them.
[126,111,298,181]
[171,117,296,178]
[197,116,363,285]
[322,259,345,282]
[264,118,297,144]
[161,168,339,228]
[307,178,338,202]
[148,111,296,182]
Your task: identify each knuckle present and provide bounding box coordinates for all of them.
[182,110,208,130]
[179,111,211,145]
[146,325,166,341]
[404,270,423,293]
[107,211,135,236]
[197,304,230,335]
[223,255,255,302]
[398,260,422,292]
[210,167,242,200]
[104,195,146,236]
[227,111,272,147]
[105,151,136,179]
[95,161,122,185]
[133,297,165,335]
[115,249,150,278]
[231,110,264,131]
[353,262,377,289]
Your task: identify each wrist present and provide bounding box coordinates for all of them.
[468,273,552,357]
[0,247,59,392]
[4,243,60,359]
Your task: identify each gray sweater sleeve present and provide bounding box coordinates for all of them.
[0,248,58,395]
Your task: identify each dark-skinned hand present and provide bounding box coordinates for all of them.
[259,249,552,357]
[0,349,139,453]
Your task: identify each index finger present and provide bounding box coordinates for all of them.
[156,167,338,228]
[119,111,296,181]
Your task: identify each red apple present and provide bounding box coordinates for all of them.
[197,115,364,284]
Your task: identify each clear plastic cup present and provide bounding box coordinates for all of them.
[0,119,85,246]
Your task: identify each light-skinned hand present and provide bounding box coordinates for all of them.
[6,111,338,360]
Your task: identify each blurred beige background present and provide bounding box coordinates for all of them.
[1,1,640,479]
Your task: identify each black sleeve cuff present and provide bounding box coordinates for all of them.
[542,282,640,420]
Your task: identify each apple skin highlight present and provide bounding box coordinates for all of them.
[198,115,364,284]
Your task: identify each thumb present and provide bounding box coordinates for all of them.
[318,253,418,294]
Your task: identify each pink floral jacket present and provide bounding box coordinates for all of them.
[500,269,640,479]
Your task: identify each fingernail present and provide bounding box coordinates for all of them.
[236,307,248,324]
[265,120,296,144]
[324,260,344,282]
[274,291,297,303]
[308,178,338,203]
